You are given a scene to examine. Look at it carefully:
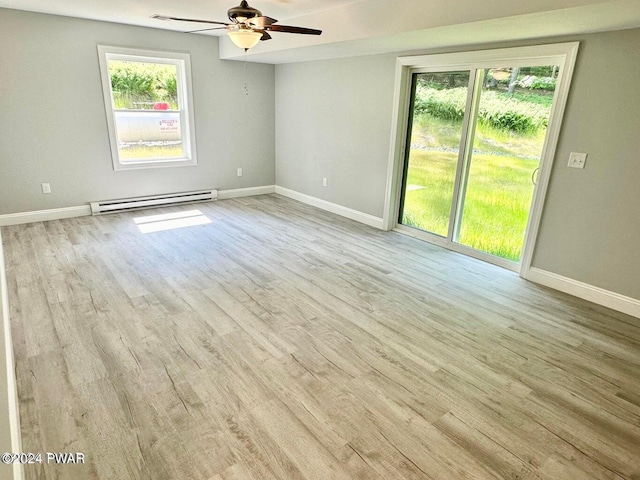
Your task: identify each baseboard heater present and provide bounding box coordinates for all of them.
[90,189,218,215]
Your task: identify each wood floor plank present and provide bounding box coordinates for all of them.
[2,194,639,479]
[248,398,353,480]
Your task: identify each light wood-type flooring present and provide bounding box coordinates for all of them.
[2,195,640,480]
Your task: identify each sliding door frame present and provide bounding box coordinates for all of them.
[383,42,579,275]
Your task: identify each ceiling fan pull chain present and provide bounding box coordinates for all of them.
[243,51,249,96]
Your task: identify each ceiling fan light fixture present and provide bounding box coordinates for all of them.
[227,29,262,50]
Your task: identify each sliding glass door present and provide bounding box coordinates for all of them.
[399,63,559,268]
[400,71,470,238]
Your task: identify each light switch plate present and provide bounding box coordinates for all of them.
[568,152,587,169]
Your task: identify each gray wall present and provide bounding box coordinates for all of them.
[533,29,640,300]
[0,8,275,214]
[276,55,396,217]
[275,29,640,300]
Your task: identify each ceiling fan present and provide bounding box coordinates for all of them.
[152,0,322,51]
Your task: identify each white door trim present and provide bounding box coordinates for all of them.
[383,42,580,277]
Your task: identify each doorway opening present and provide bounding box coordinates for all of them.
[385,44,579,273]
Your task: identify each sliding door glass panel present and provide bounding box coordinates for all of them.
[456,65,558,261]
[400,71,470,237]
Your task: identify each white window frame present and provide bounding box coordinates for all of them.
[97,46,197,171]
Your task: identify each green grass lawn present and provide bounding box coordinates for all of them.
[402,115,542,261]
[402,150,458,238]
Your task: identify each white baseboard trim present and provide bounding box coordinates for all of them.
[524,267,640,319]
[0,205,91,227]
[0,231,25,480]
[275,186,384,229]
[218,185,275,200]
[0,186,279,227]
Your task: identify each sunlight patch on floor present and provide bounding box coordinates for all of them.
[133,209,211,233]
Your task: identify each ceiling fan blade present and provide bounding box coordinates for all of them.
[260,31,272,41]
[151,14,231,26]
[249,16,278,28]
[266,24,322,35]
[186,26,229,33]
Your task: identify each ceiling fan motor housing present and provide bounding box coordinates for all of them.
[228,1,261,22]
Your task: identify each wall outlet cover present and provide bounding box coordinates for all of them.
[568,152,587,169]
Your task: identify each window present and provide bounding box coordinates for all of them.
[97,46,197,170]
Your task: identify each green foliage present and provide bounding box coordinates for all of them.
[108,60,179,109]
[480,97,547,133]
[526,66,554,77]
[529,76,556,91]
[510,91,553,107]
[110,69,154,98]
[413,87,465,121]
[416,73,469,91]
[164,76,177,97]
[414,86,551,133]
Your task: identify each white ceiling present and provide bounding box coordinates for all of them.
[1,0,639,63]
[0,0,363,27]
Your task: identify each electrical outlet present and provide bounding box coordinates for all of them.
[41,183,51,194]
[322,177,327,187]
[237,168,243,177]
[568,152,587,169]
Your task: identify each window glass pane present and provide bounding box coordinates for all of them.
[106,58,184,162]
[114,111,184,161]
[456,65,557,261]
[107,60,179,110]
[400,71,469,237]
